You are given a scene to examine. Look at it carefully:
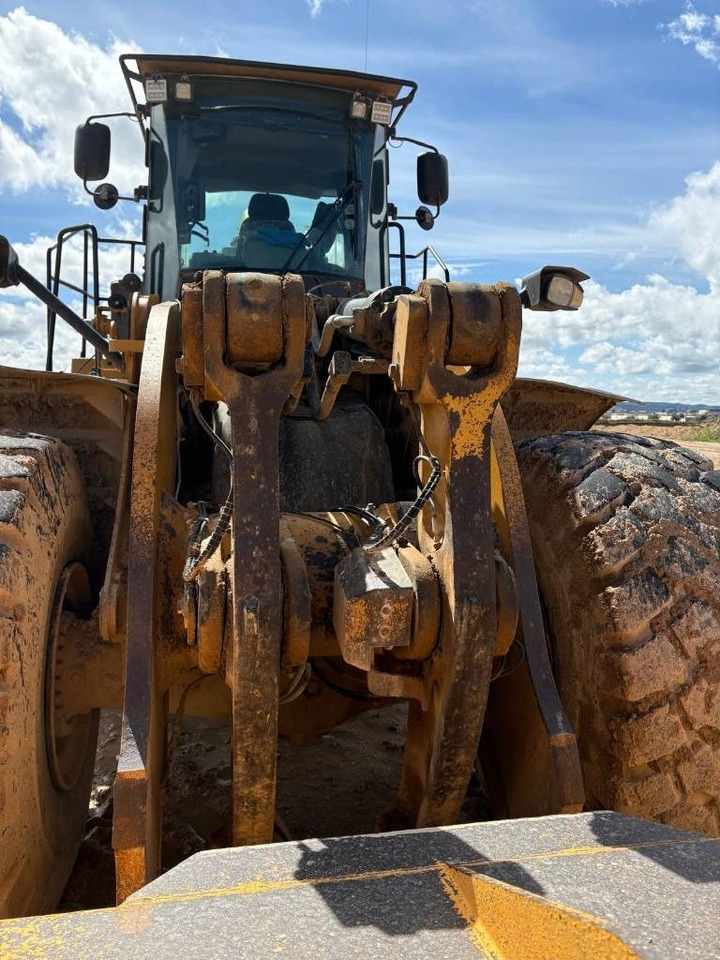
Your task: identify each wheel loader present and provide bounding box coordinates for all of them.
[0,55,719,958]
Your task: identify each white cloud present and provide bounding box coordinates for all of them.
[0,224,143,371]
[650,161,720,289]
[305,0,349,16]
[579,340,658,375]
[516,344,583,384]
[0,294,80,370]
[0,7,145,194]
[663,3,720,65]
[518,271,720,402]
[406,262,468,286]
[514,157,720,402]
[0,121,46,192]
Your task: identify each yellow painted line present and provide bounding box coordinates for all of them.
[124,864,430,907]
[124,834,711,908]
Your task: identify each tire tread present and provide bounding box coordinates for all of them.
[517,430,720,835]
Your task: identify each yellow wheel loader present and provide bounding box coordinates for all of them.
[0,55,719,957]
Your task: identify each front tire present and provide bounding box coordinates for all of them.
[0,434,98,918]
[517,431,720,836]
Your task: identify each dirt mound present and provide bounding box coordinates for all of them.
[595,421,720,467]
[596,415,718,439]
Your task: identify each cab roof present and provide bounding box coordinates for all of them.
[120,54,416,108]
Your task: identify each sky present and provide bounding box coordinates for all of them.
[0,0,719,402]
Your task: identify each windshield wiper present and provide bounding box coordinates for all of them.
[281,180,363,274]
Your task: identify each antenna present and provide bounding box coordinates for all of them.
[364,0,370,71]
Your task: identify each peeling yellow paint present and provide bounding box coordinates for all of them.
[438,864,641,960]
[443,392,495,459]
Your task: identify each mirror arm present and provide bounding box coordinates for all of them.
[388,133,439,154]
[389,202,441,223]
[86,111,140,125]
[81,180,144,204]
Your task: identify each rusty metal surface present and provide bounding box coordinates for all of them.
[121,292,156,385]
[333,546,415,671]
[391,295,427,393]
[54,606,123,718]
[194,551,229,674]
[99,406,136,645]
[157,493,200,685]
[315,350,352,420]
[502,378,627,439]
[480,406,585,818]
[279,518,312,670]
[278,508,440,672]
[280,511,357,659]
[383,281,522,831]
[113,301,180,901]
[492,549,519,658]
[226,272,285,369]
[445,282,503,368]
[391,544,441,662]
[202,270,305,847]
[180,284,205,388]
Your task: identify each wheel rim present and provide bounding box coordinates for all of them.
[44,562,94,791]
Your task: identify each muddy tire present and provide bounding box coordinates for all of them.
[517,431,720,836]
[0,434,97,918]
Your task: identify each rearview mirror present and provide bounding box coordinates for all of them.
[415,206,435,231]
[74,122,111,182]
[180,181,206,223]
[93,183,120,211]
[417,152,449,207]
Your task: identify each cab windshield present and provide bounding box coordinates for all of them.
[166,96,374,281]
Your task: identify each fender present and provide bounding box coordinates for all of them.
[502,377,629,440]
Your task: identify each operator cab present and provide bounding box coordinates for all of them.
[73,56,449,302]
[155,65,381,291]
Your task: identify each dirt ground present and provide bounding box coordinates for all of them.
[62,705,488,911]
[594,422,720,467]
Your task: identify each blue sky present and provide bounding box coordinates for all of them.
[1,0,719,401]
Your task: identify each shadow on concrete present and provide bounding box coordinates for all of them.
[590,810,720,884]
[293,826,544,936]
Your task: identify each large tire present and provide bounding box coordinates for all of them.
[517,431,720,836]
[0,434,98,918]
